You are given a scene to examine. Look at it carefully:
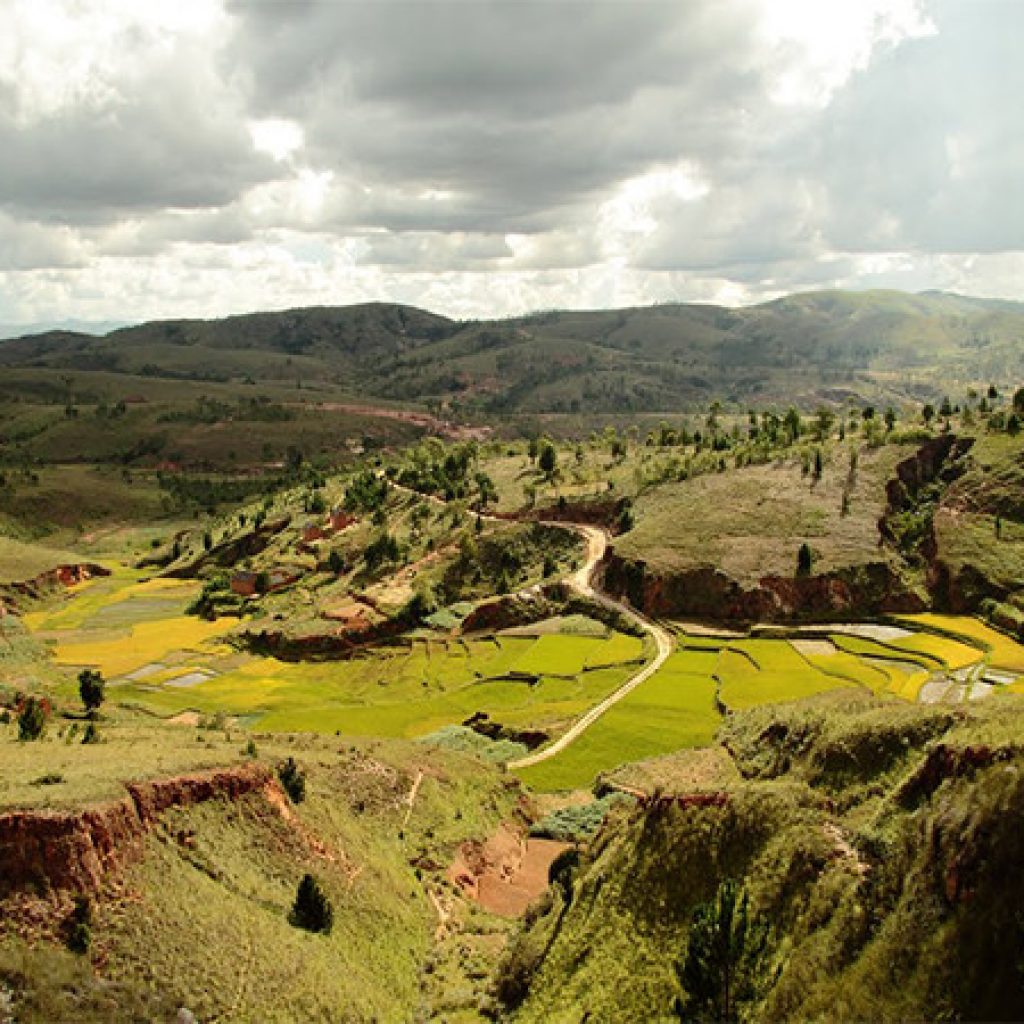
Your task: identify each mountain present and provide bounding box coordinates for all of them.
[2,290,1023,413]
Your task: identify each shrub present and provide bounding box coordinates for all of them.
[65,896,92,954]
[278,756,306,803]
[82,722,101,745]
[17,695,48,741]
[290,873,333,934]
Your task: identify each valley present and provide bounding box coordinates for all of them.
[5,295,1024,1021]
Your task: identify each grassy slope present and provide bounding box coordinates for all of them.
[501,690,1024,1023]
[0,726,518,1023]
[615,443,910,579]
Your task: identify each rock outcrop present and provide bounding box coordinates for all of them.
[1,563,110,611]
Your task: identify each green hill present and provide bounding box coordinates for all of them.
[3,290,1024,416]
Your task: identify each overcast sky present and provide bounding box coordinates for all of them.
[0,0,1021,328]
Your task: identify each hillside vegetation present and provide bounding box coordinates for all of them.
[4,291,1024,423]
[499,690,1024,1022]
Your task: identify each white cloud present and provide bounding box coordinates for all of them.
[0,0,1021,327]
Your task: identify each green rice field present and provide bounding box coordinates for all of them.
[21,569,1024,794]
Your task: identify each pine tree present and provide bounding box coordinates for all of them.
[290,873,333,934]
[797,542,813,577]
[674,880,768,1023]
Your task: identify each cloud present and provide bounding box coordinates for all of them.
[0,0,1020,326]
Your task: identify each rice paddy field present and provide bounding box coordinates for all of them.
[515,621,1024,791]
[18,568,1024,794]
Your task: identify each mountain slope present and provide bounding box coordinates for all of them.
[2,290,1023,413]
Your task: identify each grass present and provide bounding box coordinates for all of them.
[1,718,520,1022]
[614,443,911,579]
[0,717,245,810]
[0,536,86,583]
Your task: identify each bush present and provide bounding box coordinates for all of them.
[278,756,306,803]
[290,873,333,934]
[17,695,48,741]
[82,722,101,745]
[65,896,92,954]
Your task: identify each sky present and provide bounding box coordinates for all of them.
[0,0,1021,329]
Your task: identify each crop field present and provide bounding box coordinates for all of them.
[515,649,720,791]
[108,639,640,740]
[897,613,1024,672]
[716,641,845,711]
[516,621,1006,791]
[23,576,647,742]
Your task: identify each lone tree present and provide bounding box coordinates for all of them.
[796,542,813,577]
[538,442,557,478]
[674,879,768,1023]
[78,668,105,717]
[290,873,333,934]
[277,756,306,803]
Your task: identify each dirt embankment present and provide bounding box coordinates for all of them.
[162,516,291,578]
[492,496,629,533]
[599,553,924,624]
[0,764,273,898]
[1,563,110,611]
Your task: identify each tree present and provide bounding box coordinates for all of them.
[1013,386,1024,414]
[277,756,306,803]
[290,873,333,934]
[922,403,935,425]
[538,442,557,477]
[78,668,105,717]
[675,880,768,1023]
[884,407,897,431]
[797,542,813,577]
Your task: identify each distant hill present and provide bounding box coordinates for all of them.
[2,290,1023,413]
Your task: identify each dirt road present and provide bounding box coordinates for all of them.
[507,524,673,770]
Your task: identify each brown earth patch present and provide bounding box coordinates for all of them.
[448,821,569,918]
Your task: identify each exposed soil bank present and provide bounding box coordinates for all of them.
[0,763,273,897]
[600,552,924,623]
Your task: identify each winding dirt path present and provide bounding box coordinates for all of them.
[507,524,673,769]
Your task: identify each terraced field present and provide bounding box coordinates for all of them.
[22,567,1024,795]
[515,621,1024,791]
